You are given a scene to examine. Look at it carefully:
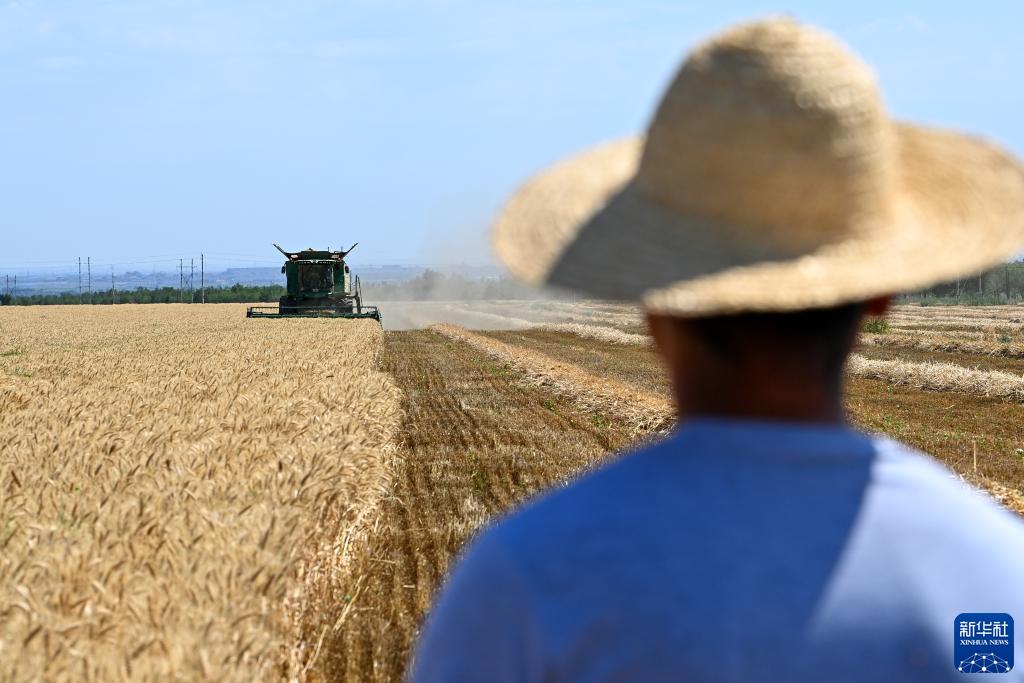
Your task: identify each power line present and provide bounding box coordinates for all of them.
[0,253,280,266]
[3,250,297,300]
[0,255,280,272]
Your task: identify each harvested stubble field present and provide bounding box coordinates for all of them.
[321,330,639,681]
[4,300,1024,681]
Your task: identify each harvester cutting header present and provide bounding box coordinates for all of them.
[246,243,382,323]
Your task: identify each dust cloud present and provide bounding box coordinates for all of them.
[382,301,536,330]
[380,299,645,333]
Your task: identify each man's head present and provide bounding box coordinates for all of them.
[492,19,1024,337]
[647,297,890,423]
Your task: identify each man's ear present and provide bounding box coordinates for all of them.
[646,313,677,359]
[647,313,701,375]
[864,295,891,317]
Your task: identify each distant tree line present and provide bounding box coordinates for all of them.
[901,262,1024,306]
[1,284,286,306]
[0,272,562,306]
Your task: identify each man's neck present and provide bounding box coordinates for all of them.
[673,363,847,425]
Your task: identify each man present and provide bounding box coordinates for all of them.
[412,18,1024,682]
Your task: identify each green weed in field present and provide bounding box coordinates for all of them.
[863,318,890,334]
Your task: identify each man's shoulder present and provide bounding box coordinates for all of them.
[483,431,1024,565]
[868,436,1024,549]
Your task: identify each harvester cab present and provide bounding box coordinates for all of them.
[246,244,382,322]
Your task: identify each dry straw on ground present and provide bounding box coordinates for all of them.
[847,354,1024,401]
[538,323,651,346]
[0,305,401,682]
[441,304,650,345]
[892,305,1024,321]
[430,324,673,434]
[486,328,1024,519]
[887,316,1024,332]
[475,300,645,331]
[441,304,535,329]
[861,332,1024,358]
[513,311,1024,402]
[866,327,991,341]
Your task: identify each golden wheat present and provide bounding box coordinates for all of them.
[0,305,401,682]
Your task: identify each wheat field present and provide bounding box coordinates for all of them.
[0,305,401,681]
[5,300,1024,681]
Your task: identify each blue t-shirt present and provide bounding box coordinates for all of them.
[410,419,1024,682]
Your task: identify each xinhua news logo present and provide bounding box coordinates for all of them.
[955,613,1013,674]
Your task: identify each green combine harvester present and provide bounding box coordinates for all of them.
[246,243,382,323]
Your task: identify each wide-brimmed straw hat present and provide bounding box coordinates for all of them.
[492,18,1024,315]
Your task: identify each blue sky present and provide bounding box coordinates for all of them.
[1,1,1021,273]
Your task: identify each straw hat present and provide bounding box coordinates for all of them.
[492,18,1024,315]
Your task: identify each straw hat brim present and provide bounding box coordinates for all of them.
[492,123,1024,315]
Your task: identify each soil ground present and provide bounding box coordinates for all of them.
[330,325,1024,681]
[487,330,1024,494]
[488,329,671,395]
[318,331,634,681]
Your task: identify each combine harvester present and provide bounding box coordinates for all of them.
[246,243,382,323]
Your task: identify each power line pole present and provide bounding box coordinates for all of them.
[87,257,92,304]
[190,258,194,303]
[111,267,117,305]
[201,253,205,304]
[78,257,83,304]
